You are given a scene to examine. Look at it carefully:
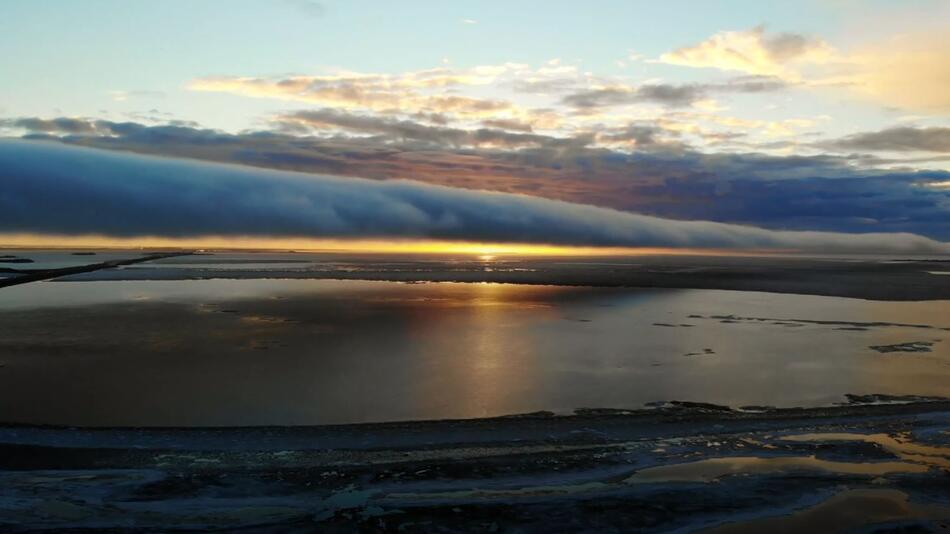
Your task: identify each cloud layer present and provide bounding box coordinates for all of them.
[1,140,946,254]
[658,26,835,80]
[825,127,950,153]
[657,26,950,114]
[5,117,949,240]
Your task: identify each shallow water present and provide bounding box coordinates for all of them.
[704,489,950,534]
[625,455,927,483]
[782,432,950,468]
[0,249,145,270]
[0,276,949,426]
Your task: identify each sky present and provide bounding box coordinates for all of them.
[1,0,949,253]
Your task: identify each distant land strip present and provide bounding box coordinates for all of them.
[51,258,950,301]
[0,251,192,289]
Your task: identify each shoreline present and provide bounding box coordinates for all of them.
[54,270,950,301]
[2,398,949,531]
[1,249,947,300]
[0,251,191,288]
[2,397,948,449]
[51,255,950,301]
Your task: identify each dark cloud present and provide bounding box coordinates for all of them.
[5,116,950,240]
[489,148,950,239]
[561,78,786,109]
[1,140,945,254]
[277,109,585,149]
[762,31,811,61]
[2,117,102,135]
[561,88,632,108]
[480,119,534,132]
[562,84,706,108]
[717,75,788,93]
[599,124,672,147]
[410,112,451,125]
[825,127,950,153]
[636,84,707,106]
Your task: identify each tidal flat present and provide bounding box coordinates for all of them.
[0,250,949,531]
[2,403,950,531]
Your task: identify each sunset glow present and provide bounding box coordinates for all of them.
[2,2,950,530]
[1,1,948,253]
[0,233,754,257]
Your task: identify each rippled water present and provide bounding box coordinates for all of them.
[0,276,948,426]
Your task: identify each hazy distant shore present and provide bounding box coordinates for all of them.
[1,249,947,301]
[55,255,950,301]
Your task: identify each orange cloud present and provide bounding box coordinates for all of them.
[188,65,529,118]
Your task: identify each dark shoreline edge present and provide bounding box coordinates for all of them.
[4,396,949,431]
[58,271,949,302]
[51,259,950,301]
[2,249,946,300]
[2,398,948,451]
[0,251,191,288]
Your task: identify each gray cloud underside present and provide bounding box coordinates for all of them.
[560,77,787,108]
[5,116,950,240]
[826,127,950,153]
[1,140,946,254]
[277,109,588,148]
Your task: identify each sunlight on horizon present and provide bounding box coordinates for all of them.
[0,233,771,257]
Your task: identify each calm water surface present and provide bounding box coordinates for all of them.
[0,278,948,426]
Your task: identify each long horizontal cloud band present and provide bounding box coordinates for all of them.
[6,117,950,240]
[1,140,947,254]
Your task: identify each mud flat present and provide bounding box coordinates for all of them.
[1,401,949,531]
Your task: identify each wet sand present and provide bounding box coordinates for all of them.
[2,401,949,531]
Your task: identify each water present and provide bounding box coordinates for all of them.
[705,489,950,534]
[0,249,145,270]
[0,277,948,427]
